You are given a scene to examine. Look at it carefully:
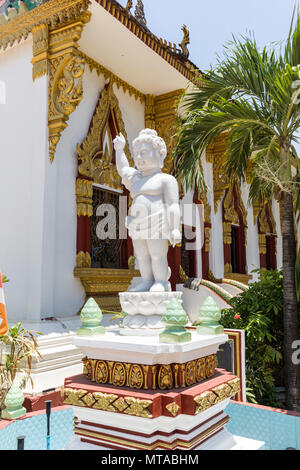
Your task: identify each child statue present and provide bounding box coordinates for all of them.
[113,129,181,293]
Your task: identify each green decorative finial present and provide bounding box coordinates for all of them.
[1,384,26,420]
[159,298,191,344]
[197,296,224,335]
[77,298,106,336]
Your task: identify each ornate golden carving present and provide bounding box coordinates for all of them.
[144,94,156,128]
[74,267,140,296]
[76,251,91,268]
[112,362,127,387]
[129,364,144,389]
[179,24,190,60]
[76,82,132,188]
[224,272,253,284]
[194,391,216,414]
[158,365,173,390]
[166,402,180,417]
[31,23,49,81]
[194,377,241,414]
[196,358,206,382]
[205,355,216,378]
[82,356,92,380]
[82,355,217,390]
[179,265,189,283]
[128,256,136,271]
[173,364,180,389]
[93,392,118,412]
[185,361,196,386]
[48,11,91,162]
[0,0,90,51]
[79,51,145,104]
[212,383,232,403]
[123,397,152,418]
[95,360,109,384]
[154,90,184,173]
[76,178,93,217]
[63,388,89,407]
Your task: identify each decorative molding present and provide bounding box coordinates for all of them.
[194,378,240,414]
[166,402,180,417]
[224,273,252,284]
[144,94,156,128]
[31,23,48,80]
[76,251,91,268]
[153,89,184,173]
[78,51,145,103]
[82,354,217,390]
[76,178,93,217]
[0,0,90,51]
[48,11,91,162]
[62,387,152,418]
[74,267,140,295]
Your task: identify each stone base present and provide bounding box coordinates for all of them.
[119,291,182,336]
[65,429,265,451]
[62,370,241,450]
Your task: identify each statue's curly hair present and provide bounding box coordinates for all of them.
[133,129,167,168]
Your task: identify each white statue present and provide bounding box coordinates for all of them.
[113,129,181,293]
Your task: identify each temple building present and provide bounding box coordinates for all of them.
[0,0,294,327]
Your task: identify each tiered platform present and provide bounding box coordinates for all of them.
[62,331,246,450]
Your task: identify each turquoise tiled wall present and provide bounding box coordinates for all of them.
[0,408,74,450]
[0,403,299,450]
[226,402,300,450]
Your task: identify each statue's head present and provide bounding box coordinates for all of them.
[132,129,167,172]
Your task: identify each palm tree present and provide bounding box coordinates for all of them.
[175,13,300,411]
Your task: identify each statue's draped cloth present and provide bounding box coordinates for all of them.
[122,167,171,240]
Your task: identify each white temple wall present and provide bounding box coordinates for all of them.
[51,70,145,318]
[0,38,48,322]
[240,183,260,282]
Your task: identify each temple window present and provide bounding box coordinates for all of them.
[223,185,248,278]
[257,204,277,270]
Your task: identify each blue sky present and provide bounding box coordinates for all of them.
[119,0,299,70]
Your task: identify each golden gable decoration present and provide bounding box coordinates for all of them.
[76,81,133,190]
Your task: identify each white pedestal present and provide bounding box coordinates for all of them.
[72,330,228,364]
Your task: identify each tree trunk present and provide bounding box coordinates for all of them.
[281,191,300,412]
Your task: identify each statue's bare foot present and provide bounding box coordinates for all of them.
[128,280,153,292]
[150,281,170,292]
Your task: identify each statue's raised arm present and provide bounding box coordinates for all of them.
[113,133,137,191]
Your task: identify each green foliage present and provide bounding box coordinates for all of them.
[0,323,42,413]
[221,270,285,407]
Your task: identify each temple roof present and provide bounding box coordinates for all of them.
[0,0,201,86]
